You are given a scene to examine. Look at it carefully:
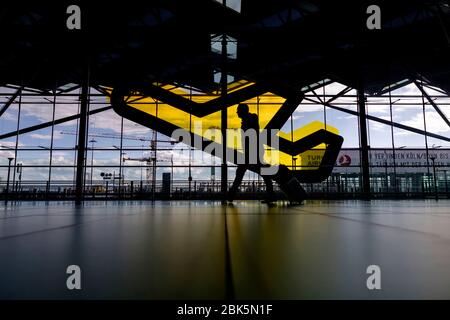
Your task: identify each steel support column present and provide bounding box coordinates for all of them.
[75,78,89,204]
[357,85,371,200]
[220,33,228,202]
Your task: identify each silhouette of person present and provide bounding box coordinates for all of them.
[227,103,274,203]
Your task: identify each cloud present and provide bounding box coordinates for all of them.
[0,141,22,148]
[369,116,392,132]
[369,111,450,139]
[19,101,81,124]
[402,112,450,135]
[321,82,350,95]
[88,109,152,135]
[337,115,356,120]
[29,131,64,140]
[1,110,18,122]
[294,104,324,113]
[29,134,52,140]
[0,150,15,160]
[2,93,150,137]
[0,141,24,159]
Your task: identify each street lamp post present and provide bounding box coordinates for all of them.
[429,155,438,201]
[5,157,14,205]
[89,139,97,187]
[16,163,23,193]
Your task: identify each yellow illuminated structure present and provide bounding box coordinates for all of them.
[110,81,343,181]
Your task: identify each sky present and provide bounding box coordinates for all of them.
[0,80,449,183]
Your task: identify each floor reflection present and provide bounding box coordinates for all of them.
[0,200,449,299]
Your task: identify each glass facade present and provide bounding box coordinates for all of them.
[1,80,449,200]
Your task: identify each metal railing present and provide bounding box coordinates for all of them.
[1,170,449,201]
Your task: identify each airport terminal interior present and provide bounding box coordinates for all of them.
[1,0,450,299]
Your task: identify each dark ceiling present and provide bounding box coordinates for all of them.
[1,0,450,94]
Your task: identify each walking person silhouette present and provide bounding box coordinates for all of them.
[227,103,275,204]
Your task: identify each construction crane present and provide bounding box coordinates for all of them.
[122,155,169,190]
[60,130,178,189]
[59,130,178,144]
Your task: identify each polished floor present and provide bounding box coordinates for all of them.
[1,200,450,299]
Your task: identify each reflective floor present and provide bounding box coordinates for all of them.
[1,200,450,299]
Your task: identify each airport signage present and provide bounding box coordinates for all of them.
[334,149,450,173]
